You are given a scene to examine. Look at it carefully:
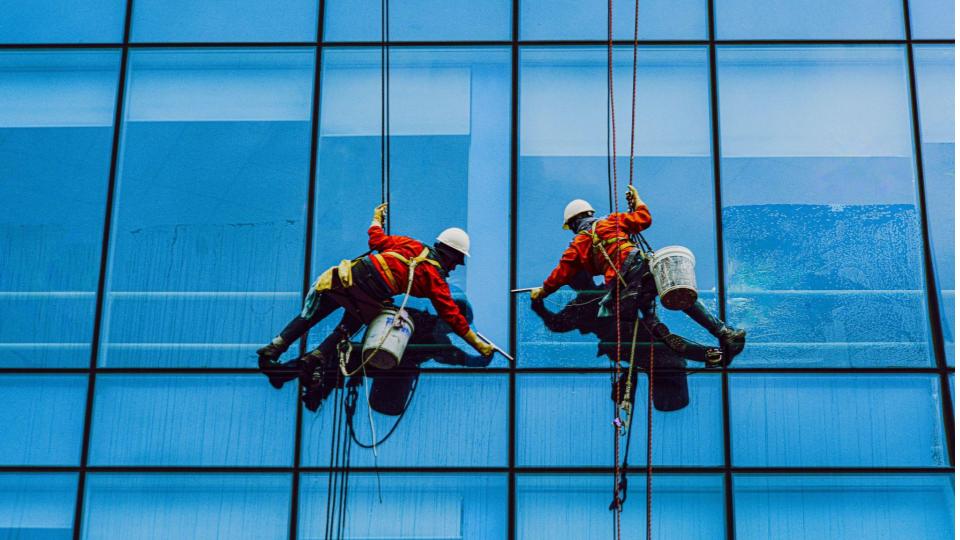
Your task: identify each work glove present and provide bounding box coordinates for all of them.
[371,203,388,227]
[463,329,495,357]
[625,185,644,211]
[530,287,546,301]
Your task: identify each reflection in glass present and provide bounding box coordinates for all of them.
[301,374,508,467]
[517,373,722,466]
[914,45,955,365]
[517,474,724,539]
[520,0,706,40]
[102,49,314,367]
[0,0,125,43]
[718,46,931,367]
[730,374,947,466]
[89,375,296,466]
[909,0,955,39]
[518,46,717,367]
[734,474,954,540]
[0,375,86,466]
[0,50,120,367]
[131,0,318,42]
[298,473,507,539]
[716,0,903,39]
[309,47,511,358]
[82,474,290,539]
[324,0,511,41]
[0,473,77,538]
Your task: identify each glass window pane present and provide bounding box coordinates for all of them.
[734,474,955,540]
[0,375,86,466]
[82,474,290,539]
[131,0,318,43]
[915,45,955,366]
[298,473,506,539]
[301,374,507,467]
[716,0,904,39]
[517,474,724,539]
[0,473,77,538]
[101,49,314,367]
[310,47,511,357]
[518,46,716,367]
[89,375,296,466]
[0,50,119,367]
[520,0,707,40]
[909,0,955,39]
[517,373,722,466]
[718,47,931,368]
[323,0,511,41]
[730,374,948,466]
[0,1,125,44]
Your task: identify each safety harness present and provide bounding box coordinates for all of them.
[578,221,636,288]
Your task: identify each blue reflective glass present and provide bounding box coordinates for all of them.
[915,45,955,366]
[131,0,318,43]
[89,375,296,466]
[298,473,506,539]
[730,374,948,466]
[0,1,125,43]
[517,474,724,539]
[0,473,77,538]
[301,374,507,467]
[0,50,119,367]
[734,474,955,540]
[309,47,511,357]
[323,0,511,41]
[0,375,86,466]
[716,0,904,39]
[520,0,707,40]
[909,0,955,39]
[518,46,716,367]
[82,474,290,539]
[517,373,722,466]
[101,49,314,367]
[718,47,931,368]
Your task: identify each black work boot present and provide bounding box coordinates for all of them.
[257,337,287,376]
[719,327,747,362]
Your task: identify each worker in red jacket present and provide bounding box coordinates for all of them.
[529,186,745,365]
[257,203,494,373]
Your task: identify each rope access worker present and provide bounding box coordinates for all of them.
[257,203,495,373]
[528,186,746,366]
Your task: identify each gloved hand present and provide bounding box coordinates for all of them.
[463,329,495,357]
[625,185,644,210]
[371,203,388,227]
[530,287,547,301]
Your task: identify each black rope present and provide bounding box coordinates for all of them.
[380,0,391,232]
[346,374,419,449]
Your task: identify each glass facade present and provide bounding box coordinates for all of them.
[0,1,953,539]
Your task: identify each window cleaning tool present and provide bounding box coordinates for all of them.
[475,332,513,363]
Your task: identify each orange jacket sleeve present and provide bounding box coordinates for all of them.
[423,268,471,337]
[611,204,652,235]
[541,239,585,295]
[368,224,397,251]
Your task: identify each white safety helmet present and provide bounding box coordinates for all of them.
[436,227,471,257]
[562,199,595,229]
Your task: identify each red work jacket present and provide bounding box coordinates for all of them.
[366,225,470,337]
[541,205,652,295]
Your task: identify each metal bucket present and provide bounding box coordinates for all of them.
[361,307,415,370]
[650,246,698,311]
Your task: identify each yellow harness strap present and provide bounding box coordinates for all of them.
[578,222,633,286]
[372,247,441,293]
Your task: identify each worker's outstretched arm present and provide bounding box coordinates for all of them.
[615,186,652,235]
[423,270,494,357]
[367,203,398,251]
[534,241,584,300]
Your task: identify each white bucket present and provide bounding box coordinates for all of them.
[361,307,415,370]
[650,245,698,311]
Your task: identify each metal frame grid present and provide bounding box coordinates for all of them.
[0,1,954,539]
